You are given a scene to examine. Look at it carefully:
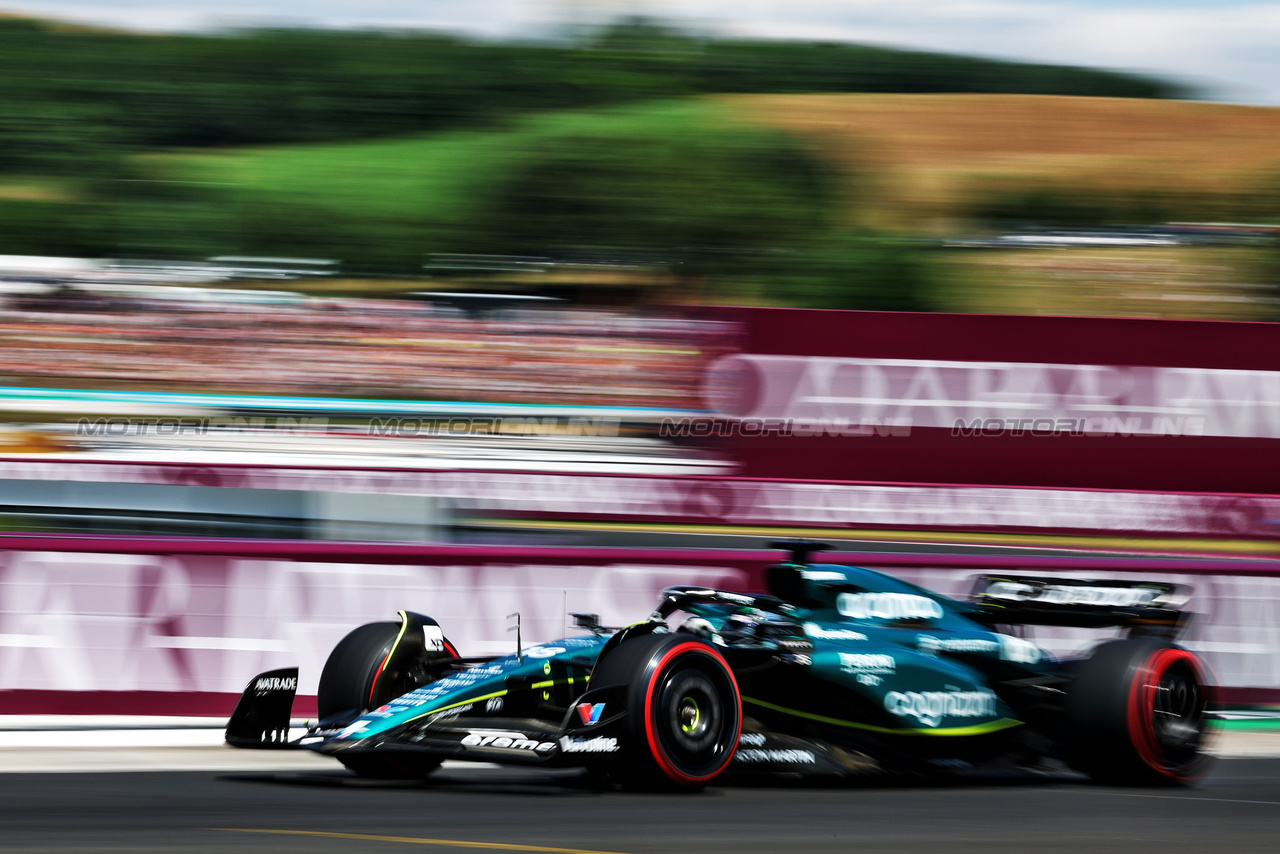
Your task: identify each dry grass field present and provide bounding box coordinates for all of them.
[727,93,1280,226]
[726,94,1280,319]
[931,245,1273,320]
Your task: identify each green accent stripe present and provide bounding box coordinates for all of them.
[742,696,1023,737]
[1212,719,1280,732]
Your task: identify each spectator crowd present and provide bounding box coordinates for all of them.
[0,290,736,410]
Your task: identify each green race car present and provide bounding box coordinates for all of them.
[228,542,1212,788]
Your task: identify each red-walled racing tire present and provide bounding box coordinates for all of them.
[1066,638,1213,785]
[591,632,741,789]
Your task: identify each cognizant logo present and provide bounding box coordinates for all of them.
[883,690,997,727]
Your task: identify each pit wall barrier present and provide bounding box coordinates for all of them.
[1,537,1277,718]
[0,458,1278,540]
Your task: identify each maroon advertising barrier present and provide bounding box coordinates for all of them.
[709,308,1280,492]
[0,536,1277,716]
[0,458,1277,541]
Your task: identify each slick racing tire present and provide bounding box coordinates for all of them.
[592,633,741,789]
[317,621,456,780]
[318,620,460,721]
[318,622,415,722]
[1066,638,1213,786]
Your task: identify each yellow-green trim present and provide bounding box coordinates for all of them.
[374,610,413,682]
[403,689,509,727]
[742,696,1023,737]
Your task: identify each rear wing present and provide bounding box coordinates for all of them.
[967,575,1193,638]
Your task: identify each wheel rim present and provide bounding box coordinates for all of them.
[1150,659,1205,766]
[680,696,705,736]
[642,644,741,784]
[660,669,722,756]
[1130,649,1208,775]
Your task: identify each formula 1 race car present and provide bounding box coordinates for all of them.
[227,542,1213,788]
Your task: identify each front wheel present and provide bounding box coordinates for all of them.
[317,617,455,780]
[1066,638,1213,785]
[317,622,412,722]
[591,633,741,789]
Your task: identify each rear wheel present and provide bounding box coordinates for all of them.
[591,633,741,789]
[1066,638,1212,785]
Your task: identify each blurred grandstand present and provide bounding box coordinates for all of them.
[0,260,731,409]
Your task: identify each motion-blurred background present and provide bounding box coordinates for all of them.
[1,7,1280,714]
[2,13,1279,316]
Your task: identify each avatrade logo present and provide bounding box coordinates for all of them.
[254,676,297,691]
[577,703,605,725]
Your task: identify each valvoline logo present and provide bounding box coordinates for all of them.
[576,703,605,725]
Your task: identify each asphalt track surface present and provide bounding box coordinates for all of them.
[5,753,1280,854]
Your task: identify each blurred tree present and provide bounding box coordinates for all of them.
[0,14,1180,299]
[0,199,111,257]
[464,119,939,309]
[464,120,831,272]
[588,16,703,53]
[964,181,1268,230]
[752,233,938,312]
[113,179,242,259]
[0,16,1186,183]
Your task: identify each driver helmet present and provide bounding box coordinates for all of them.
[718,612,761,646]
[678,616,722,645]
